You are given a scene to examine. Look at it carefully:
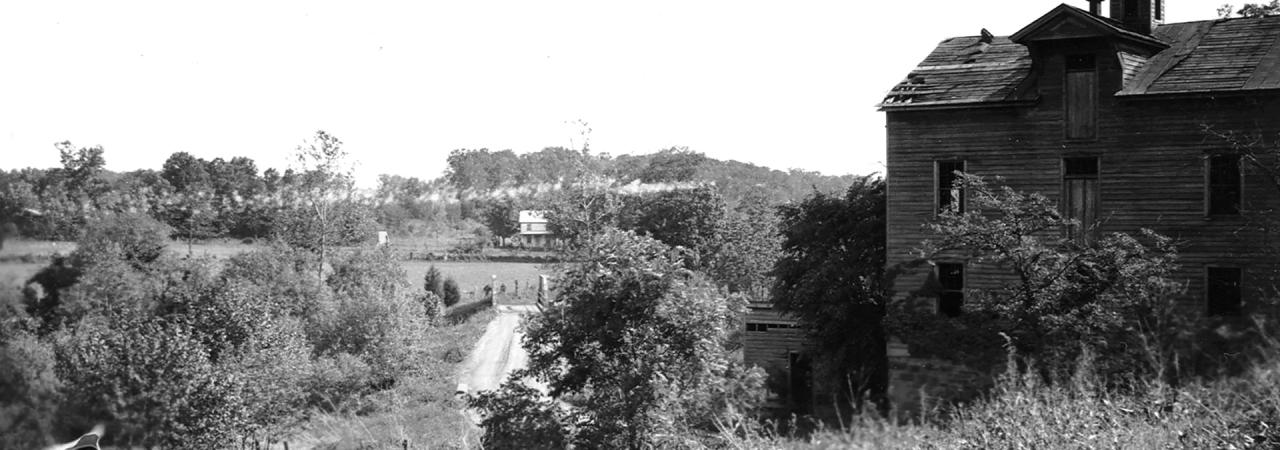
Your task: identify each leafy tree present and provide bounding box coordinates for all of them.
[709,187,781,298]
[902,174,1185,380]
[473,229,764,449]
[160,151,212,192]
[54,141,107,199]
[482,198,521,240]
[442,277,461,307]
[287,130,356,282]
[772,177,889,413]
[625,186,727,268]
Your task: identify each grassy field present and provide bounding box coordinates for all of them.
[401,260,551,304]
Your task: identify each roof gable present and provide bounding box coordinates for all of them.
[881,9,1280,109]
[1010,4,1167,51]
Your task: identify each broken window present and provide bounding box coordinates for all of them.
[1063,157,1100,242]
[937,160,966,214]
[1208,153,1242,215]
[937,262,964,317]
[1207,267,1242,316]
[1065,54,1097,139]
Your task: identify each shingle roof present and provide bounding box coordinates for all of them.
[880,13,1280,109]
[881,36,1033,108]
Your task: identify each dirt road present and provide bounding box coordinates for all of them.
[456,304,538,395]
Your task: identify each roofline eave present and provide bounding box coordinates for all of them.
[878,99,1039,112]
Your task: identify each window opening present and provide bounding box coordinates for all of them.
[1063,157,1100,242]
[937,160,966,214]
[937,263,964,317]
[1207,267,1242,316]
[1208,153,1241,215]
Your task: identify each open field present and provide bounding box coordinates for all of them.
[401,260,551,303]
[1,238,551,290]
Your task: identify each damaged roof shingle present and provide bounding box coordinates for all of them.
[881,14,1280,109]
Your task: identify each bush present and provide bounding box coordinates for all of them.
[56,316,242,448]
[222,244,323,318]
[0,332,61,450]
[443,277,461,307]
[419,291,445,325]
[423,265,444,298]
[72,213,171,270]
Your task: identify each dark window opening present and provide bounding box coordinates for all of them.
[746,323,798,332]
[1208,153,1241,215]
[1063,157,1100,242]
[1066,54,1097,139]
[1207,267,1243,316]
[1155,0,1163,20]
[937,263,964,317]
[1124,0,1140,20]
[937,160,965,214]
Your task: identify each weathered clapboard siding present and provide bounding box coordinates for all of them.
[882,3,1280,416]
[888,93,1280,314]
[742,305,806,374]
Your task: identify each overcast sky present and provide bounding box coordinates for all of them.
[0,0,1234,187]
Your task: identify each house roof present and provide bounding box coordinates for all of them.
[880,8,1280,110]
[517,210,548,224]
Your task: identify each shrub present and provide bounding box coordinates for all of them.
[222,244,323,318]
[0,332,61,450]
[306,352,375,412]
[72,213,171,270]
[56,316,242,448]
[443,277,461,307]
[419,291,445,325]
[423,265,444,298]
[326,246,408,301]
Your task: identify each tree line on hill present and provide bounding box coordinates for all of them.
[0,138,856,251]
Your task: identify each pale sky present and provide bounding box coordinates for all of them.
[0,0,1234,187]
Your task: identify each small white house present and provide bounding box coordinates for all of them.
[517,210,554,248]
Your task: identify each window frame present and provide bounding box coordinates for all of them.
[935,160,966,215]
[1064,53,1099,140]
[936,262,965,317]
[1205,152,1243,217]
[1061,156,1101,242]
[1206,266,1243,317]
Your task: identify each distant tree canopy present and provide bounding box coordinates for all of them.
[1220,1,1280,17]
[1,136,860,245]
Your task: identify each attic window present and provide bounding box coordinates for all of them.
[1065,54,1098,139]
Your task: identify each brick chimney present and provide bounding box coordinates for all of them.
[1088,0,1103,15]
[1111,0,1165,34]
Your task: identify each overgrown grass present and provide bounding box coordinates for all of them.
[723,347,1280,449]
[289,306,497,449]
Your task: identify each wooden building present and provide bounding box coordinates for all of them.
[880,0,1280,411]
[741,301,811,412]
